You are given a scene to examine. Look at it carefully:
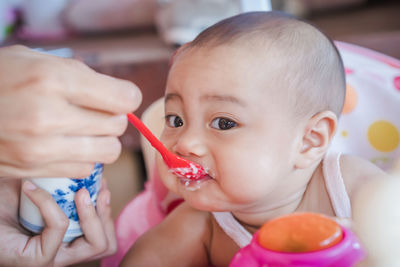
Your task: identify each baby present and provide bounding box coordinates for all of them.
[121,11,392,266]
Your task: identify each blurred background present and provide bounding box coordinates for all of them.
[1,0,398,266]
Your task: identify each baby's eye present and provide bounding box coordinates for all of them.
[165,115,184,128]
[211,117,237,130]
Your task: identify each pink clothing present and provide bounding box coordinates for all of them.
[101,167,174,267]
[212,152,351,248]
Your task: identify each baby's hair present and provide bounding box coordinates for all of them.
[176,11,346,119]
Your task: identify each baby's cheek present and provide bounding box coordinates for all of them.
[156,160,168,180]
[227,159,274,199]
[156,155,178,193]
[220,168,265,202]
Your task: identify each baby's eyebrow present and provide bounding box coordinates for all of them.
[165,93,182,103]
[201,94,247,107]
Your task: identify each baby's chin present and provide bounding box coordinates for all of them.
[184,198,233,212]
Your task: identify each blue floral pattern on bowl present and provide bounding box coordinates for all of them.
[19,163,103,242]
[52,163,103,223]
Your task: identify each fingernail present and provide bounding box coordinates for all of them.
[84,192,92,206]
[129,86,142,110]
[105,192,110,205]
[24,181,37,191]
[112,114,126,123]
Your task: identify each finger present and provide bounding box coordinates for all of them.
[92,179,117,258]
[0,162,96,179]
[62,108,128,136]
[64,62,142,114]
[52,180,117,266]
[13,102,129,137]
[0,70,128,138]
[75,188,108,252]
[0,135,121,166]
[22,181,69,258]
[1,101,129,137]
[56,188,108,265]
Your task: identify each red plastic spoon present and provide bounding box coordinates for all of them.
[127,113,207,180]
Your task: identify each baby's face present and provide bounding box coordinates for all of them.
[158,46,303,213]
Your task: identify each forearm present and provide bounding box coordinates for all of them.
[121,244,166,267]
[121,203,211,267]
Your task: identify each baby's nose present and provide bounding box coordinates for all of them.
[173,129,207,158]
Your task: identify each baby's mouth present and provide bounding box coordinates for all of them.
[175,170,213,191]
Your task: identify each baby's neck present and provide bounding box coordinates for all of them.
[232,188,306,234]
[232,163,323,233]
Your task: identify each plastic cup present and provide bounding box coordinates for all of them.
[19,163,103,242]
[230,213,366,267]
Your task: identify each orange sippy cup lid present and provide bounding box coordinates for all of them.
[257,212,343,253]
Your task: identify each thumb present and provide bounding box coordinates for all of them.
[22,180,69,258]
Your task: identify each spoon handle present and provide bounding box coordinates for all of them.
[127,113,168,157]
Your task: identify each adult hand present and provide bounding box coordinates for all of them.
[0,178,116,266]
[0,45,142,178]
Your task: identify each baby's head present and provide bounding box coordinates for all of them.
[158,12,345,213]
[178,11,345,119]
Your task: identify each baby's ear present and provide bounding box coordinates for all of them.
[294,111,338,169]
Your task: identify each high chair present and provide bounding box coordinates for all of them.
[330,42,400,171]
[101,42,400,267]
